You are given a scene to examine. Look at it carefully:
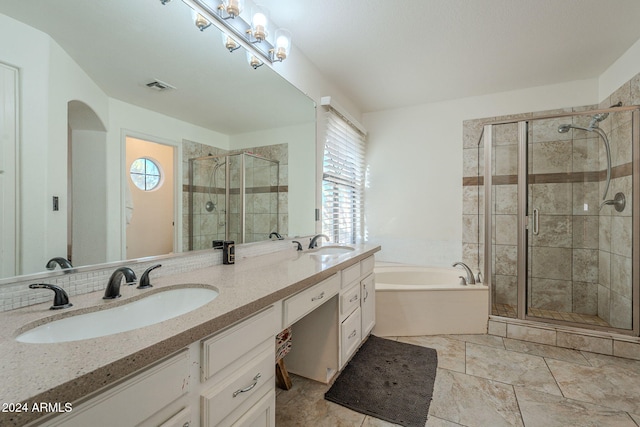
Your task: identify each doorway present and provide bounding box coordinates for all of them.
[125,137,175,259]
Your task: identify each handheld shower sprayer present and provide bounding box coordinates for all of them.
[556,102,621,203]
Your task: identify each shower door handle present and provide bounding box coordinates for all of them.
[532,209,539,235]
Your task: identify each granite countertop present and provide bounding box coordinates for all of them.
[0,244,380,426]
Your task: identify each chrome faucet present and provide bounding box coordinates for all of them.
[308,234,329,249]
[103,267,137,299]
[452,262,476,285]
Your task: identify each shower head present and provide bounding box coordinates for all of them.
[588,113,609,129]
[558,124,572,133]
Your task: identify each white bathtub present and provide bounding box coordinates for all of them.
[373,264,489,336]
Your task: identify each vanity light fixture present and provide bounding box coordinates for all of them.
[222,33,241,52]
[182,0,292,67]
[246,51,263,69]
[194,12,212,31]
[249,5,269,42]
[219,0,244,19]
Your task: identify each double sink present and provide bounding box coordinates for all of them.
[16,245,355,344]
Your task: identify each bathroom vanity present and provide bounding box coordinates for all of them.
[0,244,379,426]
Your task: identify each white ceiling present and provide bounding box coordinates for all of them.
[2,0,640,128]
[261,0,640,112]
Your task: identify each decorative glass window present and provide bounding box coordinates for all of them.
[130,158,162,191]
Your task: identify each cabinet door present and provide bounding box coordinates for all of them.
[158,407,191,427]
[361,273,375,337]
[51,350,189,427]
[340,307,362,367]
[231,389,275,427]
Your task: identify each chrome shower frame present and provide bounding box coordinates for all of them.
[483,105,640,336]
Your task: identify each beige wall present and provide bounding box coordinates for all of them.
[125,137,175,259]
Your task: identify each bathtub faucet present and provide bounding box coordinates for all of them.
[452,262,476,285]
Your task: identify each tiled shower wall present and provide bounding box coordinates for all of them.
[462,71,638,329]
[182,140,288,250]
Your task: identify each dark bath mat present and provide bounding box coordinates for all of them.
[324,335,437,427]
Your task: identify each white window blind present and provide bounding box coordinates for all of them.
[322,109,366,244]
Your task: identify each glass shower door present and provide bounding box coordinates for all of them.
[488,122,521,319]
[526,109,635,330]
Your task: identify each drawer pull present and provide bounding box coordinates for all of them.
[348,330,357,339]
[311,291,325,302]
[233,373,261,397]
[363,285,369,302]
[349,294,359,303]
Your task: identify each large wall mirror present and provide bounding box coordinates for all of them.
[0,0,317,281]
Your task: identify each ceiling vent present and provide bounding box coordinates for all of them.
[145,79,176,91]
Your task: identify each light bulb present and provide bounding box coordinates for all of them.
[251,5,269,41]
[274,28,292,61]
[192,10,211,31]
[223,0,244,17]
[221,33,238,52]
[246,51,263,69]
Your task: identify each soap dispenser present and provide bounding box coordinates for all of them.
[223,240,235,264]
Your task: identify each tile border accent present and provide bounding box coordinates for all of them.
[488,316,640,361]
[463,163,632,187]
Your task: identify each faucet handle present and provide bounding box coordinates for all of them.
[458,276,467,286]
[29,283,73,310]
[138,264,162,289]
[292,241,302,251]
[475,271,483,283]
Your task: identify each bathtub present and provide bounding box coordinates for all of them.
[373,264,489,336]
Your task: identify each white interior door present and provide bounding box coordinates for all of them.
[0,63,18,277]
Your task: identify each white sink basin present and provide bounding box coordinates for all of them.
[16,287,219,344]
[307,245,355,257]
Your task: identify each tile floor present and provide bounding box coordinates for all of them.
[275,334,640,426]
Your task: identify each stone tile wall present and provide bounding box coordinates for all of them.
[463,72,638,329]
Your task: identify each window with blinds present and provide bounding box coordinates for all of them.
[321,109,366,244]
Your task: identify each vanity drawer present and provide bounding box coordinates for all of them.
[201,306,278,382]
[340,307,362,367]
[283,274,339,326]
[361,255,375,276]
[341,262,361,288]
[340,282,360,319]
[201,348,275,427]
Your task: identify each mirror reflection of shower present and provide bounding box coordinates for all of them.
[205,156,225,214]
[188,152,280,249]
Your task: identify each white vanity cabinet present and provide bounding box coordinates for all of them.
[285,255,377,381]
[47,350,191,427]
[39,307,279,427]
[200,306,279,427]
[338,255,375,368]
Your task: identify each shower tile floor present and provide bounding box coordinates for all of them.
[492,303,610,327]
[275,334,640,426]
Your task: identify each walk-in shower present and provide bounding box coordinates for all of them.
[188,152,280,249]
[475,106,638,335]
